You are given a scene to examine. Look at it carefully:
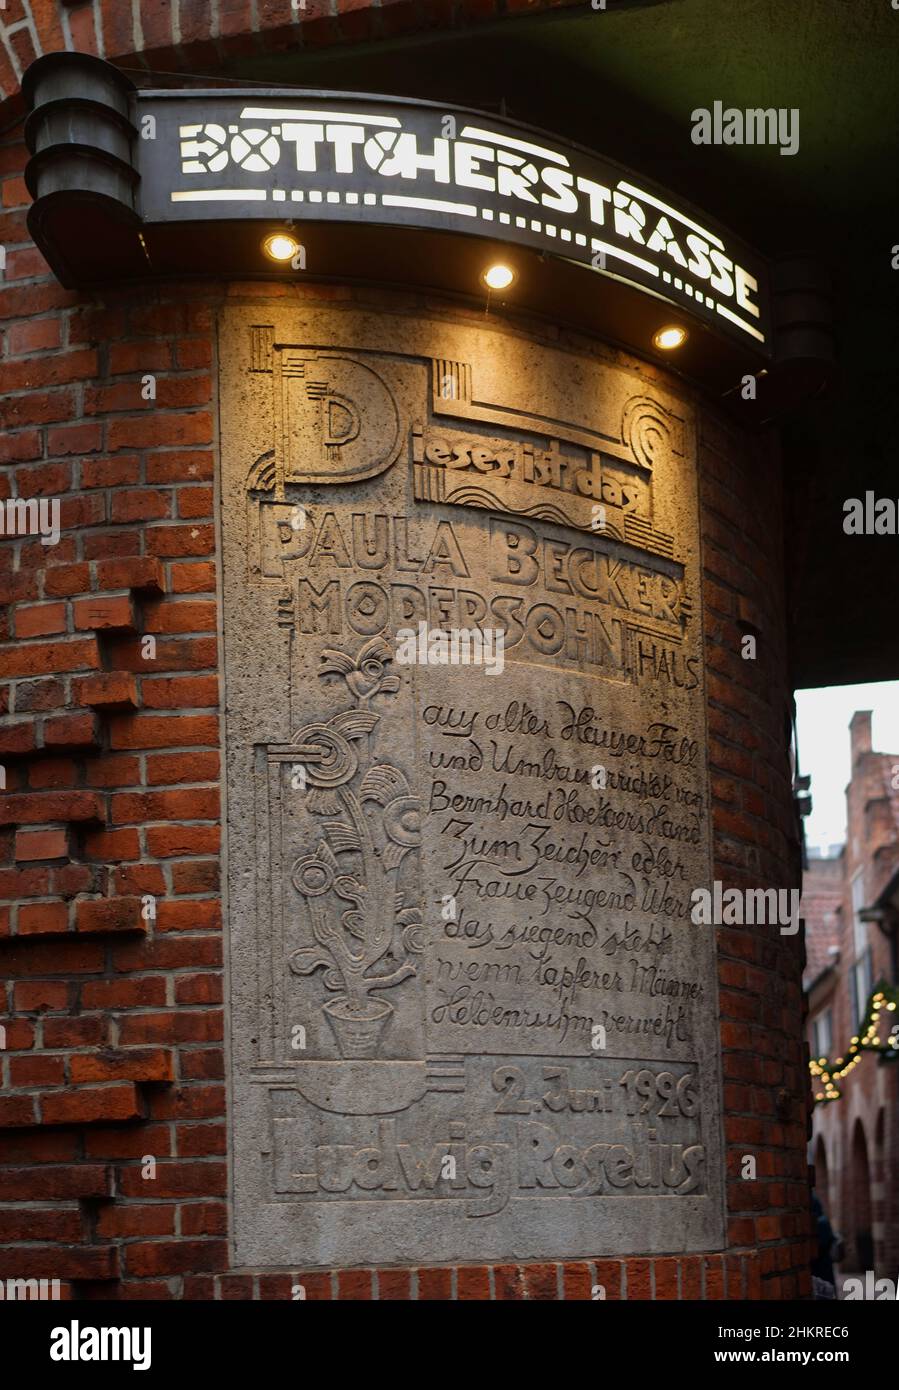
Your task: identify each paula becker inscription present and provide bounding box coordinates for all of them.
[220,304,725,1269]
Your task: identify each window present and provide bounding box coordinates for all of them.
[850,870,872,1030]
[851,870,867,956]
[852,951,873,1032]
[812,1009,832,1059]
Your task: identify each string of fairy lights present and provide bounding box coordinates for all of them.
[809,981,899,1104]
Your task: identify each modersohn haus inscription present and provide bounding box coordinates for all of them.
[220,304,725,1268]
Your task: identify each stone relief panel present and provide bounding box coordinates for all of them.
[220,305,725,1268]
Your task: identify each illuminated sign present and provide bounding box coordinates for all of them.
[23,54,771,355]
[136,93,769,350]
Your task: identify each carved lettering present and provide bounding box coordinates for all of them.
[222,308,723,1268]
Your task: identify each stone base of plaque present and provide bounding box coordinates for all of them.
[293,1061,428,1116]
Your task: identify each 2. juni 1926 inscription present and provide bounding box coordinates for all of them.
[220,304,725,1268]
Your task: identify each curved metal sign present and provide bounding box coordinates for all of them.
[142,93,769,350]
[24,54,770,354]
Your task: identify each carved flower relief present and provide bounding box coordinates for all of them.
[287,868,424,981]
[319,635,400,708]
[284,637,424,1040]
[382,797,421,865]
[287,944,344,993]
[288,708,379,814]
[289,843,356,990]
[359,763,421,869]
[395,900,425,955]
[290,721,358,788]
[291,849,334,897]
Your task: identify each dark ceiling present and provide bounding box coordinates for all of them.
[159,0,899,691]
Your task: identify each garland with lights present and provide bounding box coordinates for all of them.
[810,981,899,1104]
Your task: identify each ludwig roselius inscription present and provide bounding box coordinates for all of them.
[221,305,725,1268]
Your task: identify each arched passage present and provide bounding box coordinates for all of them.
[873,1110,886,1269]
[814,1134,831,1214]
[850,1120,874,1270]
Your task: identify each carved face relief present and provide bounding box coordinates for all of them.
[220,304,725,1268]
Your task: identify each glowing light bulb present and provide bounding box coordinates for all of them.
[263,233,300,263]
[653,324,687,350]
[482,263,516,291]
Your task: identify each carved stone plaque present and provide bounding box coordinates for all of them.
[220,303,725,1268]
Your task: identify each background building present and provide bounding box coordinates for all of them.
[804,711,899,1278]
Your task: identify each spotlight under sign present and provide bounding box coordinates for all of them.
[23,53,772,359]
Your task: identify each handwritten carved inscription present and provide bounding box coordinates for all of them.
[221,305,725,1268]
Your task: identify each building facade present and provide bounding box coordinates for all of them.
[5,0,895,1302]
[804,712,899,1281]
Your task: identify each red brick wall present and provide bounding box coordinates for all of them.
[696,408,811,1299]
[0,38,812,1295]
[0,0,588,107]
